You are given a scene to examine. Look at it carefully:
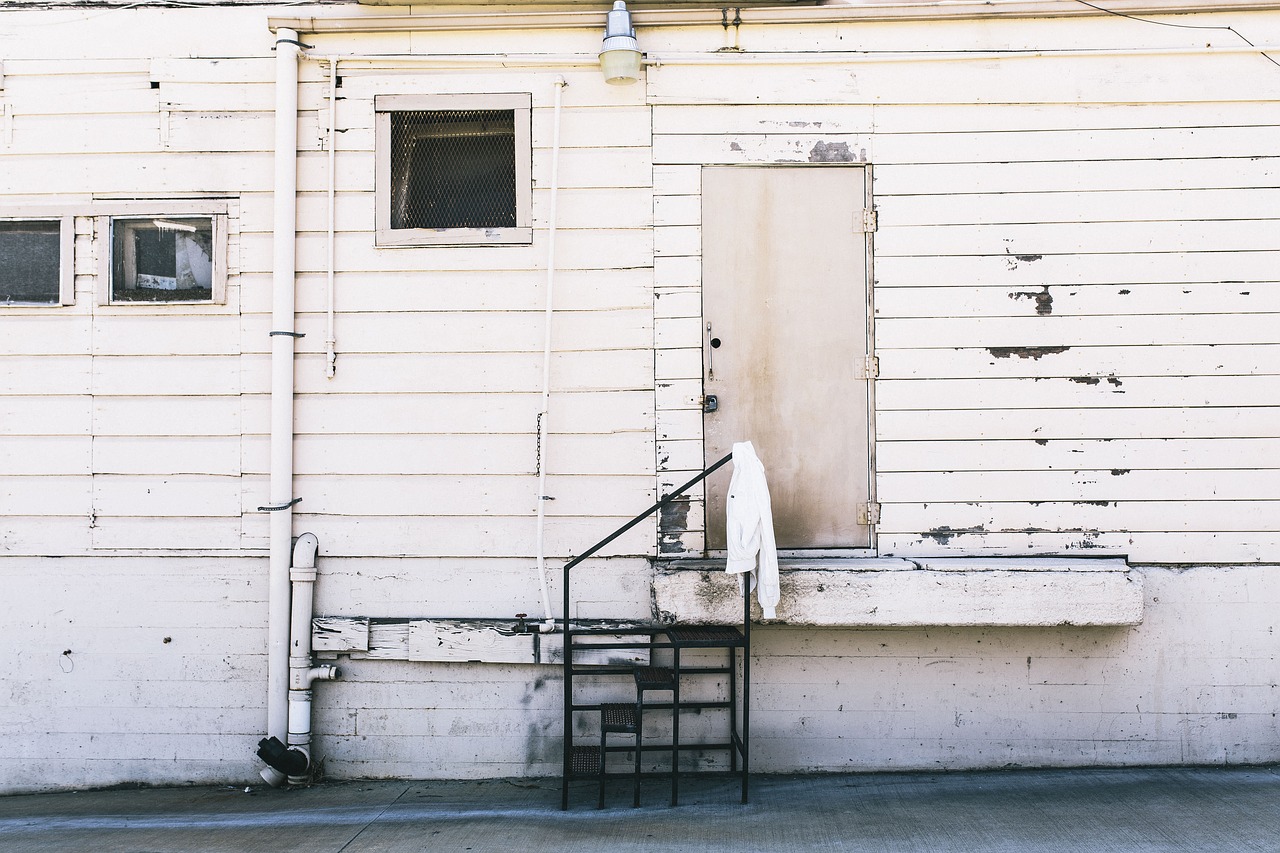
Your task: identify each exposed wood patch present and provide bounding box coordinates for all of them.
[987,345,1071,359]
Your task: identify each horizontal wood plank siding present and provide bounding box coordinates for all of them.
[651,26,1280,562]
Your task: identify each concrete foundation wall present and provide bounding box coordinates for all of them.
[2,557,1276,793]
[313,563,1278,780]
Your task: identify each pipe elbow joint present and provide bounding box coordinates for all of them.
[310,664,340,682]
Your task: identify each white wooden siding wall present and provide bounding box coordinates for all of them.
[650,15,1280,563]
[261,63,657,570]
[0,57,260,554]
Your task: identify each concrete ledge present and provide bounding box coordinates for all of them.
[653,557,1143,627]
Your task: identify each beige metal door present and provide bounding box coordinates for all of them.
[702,165,872,550]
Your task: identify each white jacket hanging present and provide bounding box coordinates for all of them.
[724,441,780,619]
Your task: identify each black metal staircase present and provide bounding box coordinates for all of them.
[559,455,751,809]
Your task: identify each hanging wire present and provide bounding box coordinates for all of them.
[1075,0,1280,69]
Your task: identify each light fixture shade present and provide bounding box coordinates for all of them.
[600,0,641,85]
[600,47,642,85]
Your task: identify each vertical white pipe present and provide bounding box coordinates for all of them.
[325,57,338,379]
[268,27,302,749]
[534,77,567,629]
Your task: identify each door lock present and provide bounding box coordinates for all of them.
[703,394,719,413]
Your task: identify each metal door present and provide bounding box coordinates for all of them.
[702,165,872,550]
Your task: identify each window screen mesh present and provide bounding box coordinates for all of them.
[0,221,60,305]
[390,109,517,230]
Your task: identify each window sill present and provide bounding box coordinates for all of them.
[653,557,1142,627]
[375,226,533,247]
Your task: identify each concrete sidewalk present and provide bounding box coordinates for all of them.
[3,767,1279,852]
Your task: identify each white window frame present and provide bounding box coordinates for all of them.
[374,93,533,247]
[0,212,75,307]
[96,202,229,306]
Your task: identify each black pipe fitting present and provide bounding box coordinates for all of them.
[256,736,308,776]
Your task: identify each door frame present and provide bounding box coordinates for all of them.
[696,162,880,557]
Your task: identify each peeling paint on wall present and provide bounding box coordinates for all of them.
[1010,286,1054,315]
[988,346,1071,360]
[808,140,855,162]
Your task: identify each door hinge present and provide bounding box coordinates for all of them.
[858,208,878,233]
[857,502,881,526]
[860,355,879,380]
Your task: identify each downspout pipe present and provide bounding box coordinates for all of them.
[259,25,302,788]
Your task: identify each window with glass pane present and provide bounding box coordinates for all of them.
[111,217,214,302]
[0,220,61,305]
[390,110,517,230]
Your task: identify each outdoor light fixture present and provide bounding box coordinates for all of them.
[599,0,641,85]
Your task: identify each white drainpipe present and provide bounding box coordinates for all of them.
[261,26,302,787]
[287,533,339,784]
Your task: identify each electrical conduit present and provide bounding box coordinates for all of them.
[534,76,567,632]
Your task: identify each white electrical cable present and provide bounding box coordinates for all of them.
[325,57,338,380]
[534,76,568,633]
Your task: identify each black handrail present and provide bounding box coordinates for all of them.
[560,452,733,809]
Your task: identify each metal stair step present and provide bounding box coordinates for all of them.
[570,745,602,776]
[633,666,676,691]
[600,703,638,733]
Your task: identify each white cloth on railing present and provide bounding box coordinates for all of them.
[724,441,779,619]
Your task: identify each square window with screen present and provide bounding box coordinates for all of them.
[111,217,215,302]
[376,94,532,246]
[0,219,70,305]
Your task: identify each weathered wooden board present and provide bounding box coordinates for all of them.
[234,266,652,314]
[876,406,1279,441]
[0,316,92,356]
[877,438,1280,473]
[278,350,653,396]
[875,250,1280,287]
[244,431,653,477]
[881,499,1280,533]
[236,229,653,276]
[876,187,1280,227]
[88,516,244,551]
[239,308,652,356]
[654,101,1275,136]
[876,219,1280,258]
[877,531,1280,564]
[284,473,655,518]
[408,621,535,664]
[93,396,241,437]
[874,156,1280,197]
[237,186,654,234]
[90,355,240,397]
[0,436,91,476]
[879,343,1280,380]
[876,314,1280,349]
[875,283,1280,319]
[265,514,656,559]
[245,390,652,437]
[94,475,241,517]
[0,355,91,395]
[0,396,92,437]
[877,375,1280,411]
[312,616,370,653]
[96,436,241,477]
[878,468,1280,503]
[647,52,1280,106]
[0,476,90,516]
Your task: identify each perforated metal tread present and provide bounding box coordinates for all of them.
[633,666,676,690]
[571,745,601,775]
[664,625,744,645]
[601,703,638,733]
